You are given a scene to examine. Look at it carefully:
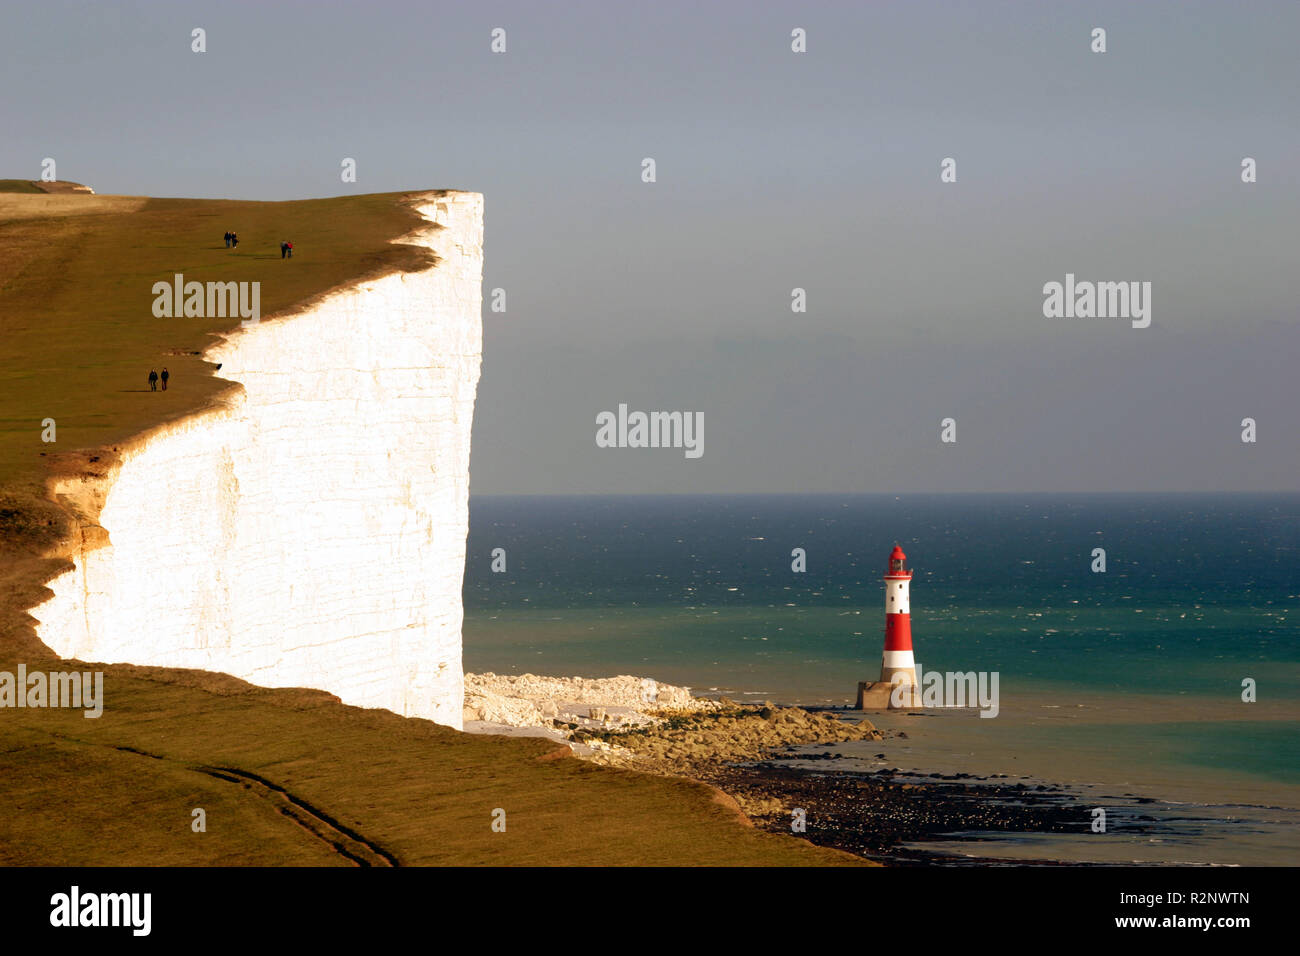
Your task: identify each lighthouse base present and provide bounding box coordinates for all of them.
[856,679,923,710]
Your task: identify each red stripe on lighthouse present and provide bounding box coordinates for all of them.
[884,613,912,651]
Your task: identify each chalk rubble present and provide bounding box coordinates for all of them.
[463,671,716,728]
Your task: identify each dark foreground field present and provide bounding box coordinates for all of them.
[0,660,863,866]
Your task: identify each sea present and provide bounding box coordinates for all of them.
[463,494,1300,865]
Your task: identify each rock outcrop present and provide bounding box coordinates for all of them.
[464,671,712,728]
[583,705,882,772]
[463,671,881,775]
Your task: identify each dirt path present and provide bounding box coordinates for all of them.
[42,730,398,866]
[194,765,398,867]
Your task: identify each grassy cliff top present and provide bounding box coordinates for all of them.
[1,179,95,195]
[0,188,435,496]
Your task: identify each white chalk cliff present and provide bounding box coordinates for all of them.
[32,192,483,730]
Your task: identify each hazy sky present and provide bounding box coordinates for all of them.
[3,1,1297,493]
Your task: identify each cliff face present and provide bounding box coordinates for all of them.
[32,192,483,730]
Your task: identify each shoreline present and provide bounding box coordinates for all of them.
[464,670,1300,866]
[463,670,1068,865]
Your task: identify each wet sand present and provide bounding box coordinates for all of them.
[737,689,1300,865]
[702,760,1106,866]
[846,688,1300,808]
[703,750,1300,866]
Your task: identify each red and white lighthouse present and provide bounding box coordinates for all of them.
[857,544,921,709]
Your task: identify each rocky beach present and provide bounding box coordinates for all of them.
[462,672,1121,865]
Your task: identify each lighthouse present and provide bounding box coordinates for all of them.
[856,544,921,709]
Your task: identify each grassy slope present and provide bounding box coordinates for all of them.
[0,190,431,494]
[1,667,854,866]
[0,190,861,866]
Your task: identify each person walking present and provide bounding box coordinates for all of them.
[224,231,231,248]
[230,232,239,249]
[286,240,292,259]
[280,240,287,259]
[148,369,158,391]
[160,367,170,391]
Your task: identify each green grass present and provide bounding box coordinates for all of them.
[0,191,432,494]
[0,188,863,866]
[0,666,860,865]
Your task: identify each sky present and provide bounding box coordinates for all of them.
[2,0,1297,494]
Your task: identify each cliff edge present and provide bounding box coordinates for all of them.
[29,192,483,729]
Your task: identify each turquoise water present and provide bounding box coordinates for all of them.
[465,493,1299,695]
[1100,720,1300,786]
[464,603,1300,705]
[462,493,1300,832]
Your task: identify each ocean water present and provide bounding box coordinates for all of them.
[463,494,1300,864]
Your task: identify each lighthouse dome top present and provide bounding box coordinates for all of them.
[885,544,911,579]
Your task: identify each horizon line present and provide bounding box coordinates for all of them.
[468,489,1300,498]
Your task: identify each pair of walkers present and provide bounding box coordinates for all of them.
[223,230,240,248]
[148,368,169,391]
[280,240,293,258]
